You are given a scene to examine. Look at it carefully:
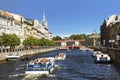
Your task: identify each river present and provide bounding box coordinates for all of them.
[0,49,120,80]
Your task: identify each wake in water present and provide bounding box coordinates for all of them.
[22,74,56,80]
[9,73,24,77]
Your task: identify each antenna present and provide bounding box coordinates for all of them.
[43,7,46,19]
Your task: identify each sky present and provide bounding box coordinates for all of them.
[0,0,120,37]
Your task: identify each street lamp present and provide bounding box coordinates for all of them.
[109,40,115,49]
[116,35,120,50]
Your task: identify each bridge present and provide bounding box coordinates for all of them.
[55,40,84,49]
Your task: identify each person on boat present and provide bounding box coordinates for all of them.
[34,59,39,64]
[29,60,34,64]
[100,54,104,60]
[60,53,64,58]
[55,53,59,59]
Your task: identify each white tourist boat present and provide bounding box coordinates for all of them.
[92,51,102,58]
[6,52,20,60]
[95,53,111,63]
[25,57,55,74]
[55,53,66,60]
[79,48,88,51]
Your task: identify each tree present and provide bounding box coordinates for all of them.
[1,33,20,51]
[8,34,20,49]
[52,36,62,41]
[70,34,86,40]
[39,38,56,46]
[0,36,3,46]
[23,36,38,48]
[48,40,55,46]
[2,33,10,47]
[39,38,49,46]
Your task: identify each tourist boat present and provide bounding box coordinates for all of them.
[59,46,69,50]
[92,51,102,58]
[79,47,88,51]
[20,55,30,61]
[55,53,66,60]
[6,52,20,60]
[95,54,111,63]
[25,57,55,74]
[87,48,94,52]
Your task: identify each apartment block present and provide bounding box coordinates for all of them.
[100,15,120,47]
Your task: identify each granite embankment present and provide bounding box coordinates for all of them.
[0,47,56,61]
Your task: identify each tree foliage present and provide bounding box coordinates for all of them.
[8,34,20,49]
[23,37,55,48]
[23,36,38,47]
[52,36,62,41]
[0,36,3,46]
[38,38,55,46]
[0,33,20,49]
[70,34,86,40]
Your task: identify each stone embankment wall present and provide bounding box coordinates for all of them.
[0,47,56,61]
[91,46,120,65]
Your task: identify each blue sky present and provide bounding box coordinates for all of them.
[0,0,120,37]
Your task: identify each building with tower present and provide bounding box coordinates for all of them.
[0,10,52,44]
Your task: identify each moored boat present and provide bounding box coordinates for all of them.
[59,46,69,50]
[92,51,102,58]
[25,57,55,74]
[6,52,20,61]
[55,53,66,60]
[95,54,111,63]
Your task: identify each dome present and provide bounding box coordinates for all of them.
[92,30,97,35]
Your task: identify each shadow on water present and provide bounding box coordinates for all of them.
[0,49,120,80]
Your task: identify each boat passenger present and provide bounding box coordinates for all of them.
[100,54,104,60]
[29,60,34,64]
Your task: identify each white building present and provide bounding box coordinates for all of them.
[105,15,120,26]
[0,10,52,42]
[0,14,10,35]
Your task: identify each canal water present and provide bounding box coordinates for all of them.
[0,49,120,80]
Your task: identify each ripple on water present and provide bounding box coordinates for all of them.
[0,49,120,80]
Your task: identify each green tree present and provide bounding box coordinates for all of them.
[52,36,62,41]
[2,33,10,47]
[23,36,38,48]
[50,40,55,46]
[39,38,49,46]
[1,33,20,50]
[48,40,55,46]
[70,34,86,40]
[0,36,3,46]
[38,38,55,46]
[8,34,20,49]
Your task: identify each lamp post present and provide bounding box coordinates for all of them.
[109,40,115,49]
[116,34,120,51]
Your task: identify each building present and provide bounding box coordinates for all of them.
[90,31,100,46]
[40,12,52,40]
[100,15,120,48]
[0,10,52,43]
[9,12,24,42]
[0,10,12,35]
[0,10,25,42]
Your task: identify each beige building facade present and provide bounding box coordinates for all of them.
[0,10,52,43]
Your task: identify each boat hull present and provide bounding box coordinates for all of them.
[6,56,20,60]
[25,66,54,74]
[25,70,49,74]
[25,57,55,74]
[95,60,111,63]
[55,53,66,60]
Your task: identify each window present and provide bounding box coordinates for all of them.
[115,16,118,21]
